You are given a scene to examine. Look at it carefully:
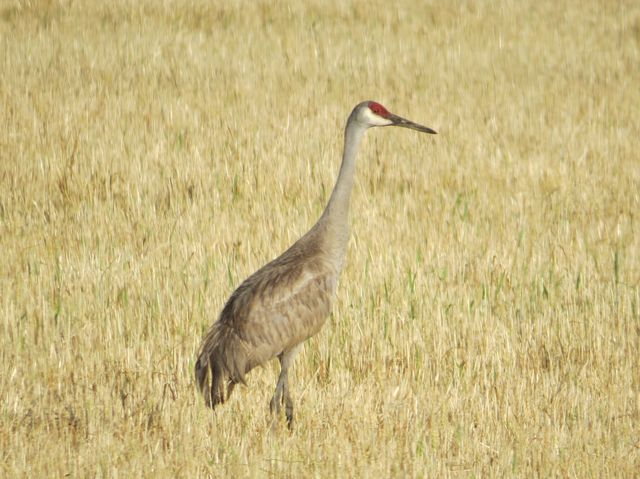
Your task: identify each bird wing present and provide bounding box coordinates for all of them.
[218,253,336,369]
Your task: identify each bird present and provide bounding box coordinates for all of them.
[195,101,436,428]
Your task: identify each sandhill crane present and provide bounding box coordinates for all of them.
[195,101,436,427]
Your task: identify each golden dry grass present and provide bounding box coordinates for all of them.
[1,0,639,476]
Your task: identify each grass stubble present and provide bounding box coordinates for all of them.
[1,0,639,476]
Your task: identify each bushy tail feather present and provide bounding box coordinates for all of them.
[194,354,211,406]
[195,324,249,408]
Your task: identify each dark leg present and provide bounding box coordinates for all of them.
[282,373,294,429]
[269,345,300,429]
[269,360,286,415]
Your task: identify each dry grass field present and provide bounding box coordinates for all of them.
[1,0,639,476]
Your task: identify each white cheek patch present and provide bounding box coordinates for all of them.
[361,108,393,127]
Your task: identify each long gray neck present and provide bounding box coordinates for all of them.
[317,119,367,268]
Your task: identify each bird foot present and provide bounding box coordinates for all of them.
[285,403,294,429]
[268,396,294,430]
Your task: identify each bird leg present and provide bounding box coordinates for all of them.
[269,367,286,415]
[269,345,300,429]
[282,373,294,428]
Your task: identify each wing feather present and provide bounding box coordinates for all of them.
[220,255,335,369]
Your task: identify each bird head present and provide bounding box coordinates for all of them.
[352,101,437,134]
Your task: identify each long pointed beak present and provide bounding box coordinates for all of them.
[388,113,437,134]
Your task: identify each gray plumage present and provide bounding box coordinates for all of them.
[195,101,436,427]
